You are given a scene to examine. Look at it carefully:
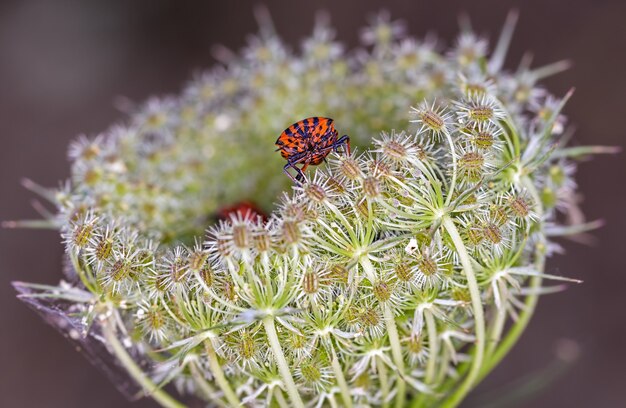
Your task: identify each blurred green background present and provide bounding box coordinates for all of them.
[1,0,624,406]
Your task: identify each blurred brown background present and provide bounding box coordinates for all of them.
[1,0,624,407]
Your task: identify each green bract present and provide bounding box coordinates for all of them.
[17,11,596,408]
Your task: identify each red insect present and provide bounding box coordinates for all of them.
[275,117,350,183]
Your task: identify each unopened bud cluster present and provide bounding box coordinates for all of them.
[19,11,591,408]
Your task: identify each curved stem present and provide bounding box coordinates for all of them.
[440,216,485,408]
[189,359,225,407]
[366,199,375,246]
[478,273,542,382]
[263,316,305,408]
[479,176,546,380]
[194,270,246,312]
[435,343,450,385]
[161,299,189,329]
[330,346,353,408]
[70,251,97,294]
[273,387,290,408]
[358,255,378,284]
[361,256,407,407]
[424,310,439,386]
[327,201,358,244]
[204,340,241,407]
[486,304,507,357]
[378,355,391,408]
[444,133,458,207]
[384,306,406,408]
[481,175,545,366]
[101,319,185,408]
[412,309,438,407]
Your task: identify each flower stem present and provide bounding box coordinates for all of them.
[444,133,458,207]
[440,216,485,408]
[412,309,438,407]
[378,355,391,408]
[204,340,241,407]
[327,201,358,244]
[263,316,305,408]
[273,387,290,408]
[478,274,542,382]
[361,256,407,407]
[486,304,507,357]
[479,175,545,380]
[435,344,450,385]
[330,346,353,408]
[101,319,185,408]
[70,251,97,294]
[384,306,407,408]
[189,359,223,407]
[424,309,439,385]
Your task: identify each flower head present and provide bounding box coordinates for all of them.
[13,10,597,408]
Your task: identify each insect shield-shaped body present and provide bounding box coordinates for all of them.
[275,117,350,183]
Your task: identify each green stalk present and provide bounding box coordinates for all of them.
[424,310,439,385]
[384,306,407,408]
[478,175,545,380]
[361,256,407,407]
[69,251,97,294]
[486,304,507,357]
[435,344,450,385]
[273,387,290,408]
[203,340,241,407]
[263,316,305,408]
[189,359,224,407]
[378,355,391,408]
[444,133,458,207]
[327,201,358,243]
[330,346,353,408]
[479,176,546,379]
[439,216,486,408]
[433,177,547,402]
[412,309,439,407]
[101,319,185,408]
[478,274,542,382]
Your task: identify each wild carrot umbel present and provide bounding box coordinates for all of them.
[11,10,615,408]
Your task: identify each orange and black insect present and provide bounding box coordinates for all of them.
[275,117,350,183]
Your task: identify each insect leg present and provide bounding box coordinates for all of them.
[333,135,351,155]
[284,155,309,184]
[283,163,300,184]
[295,163,310,183]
